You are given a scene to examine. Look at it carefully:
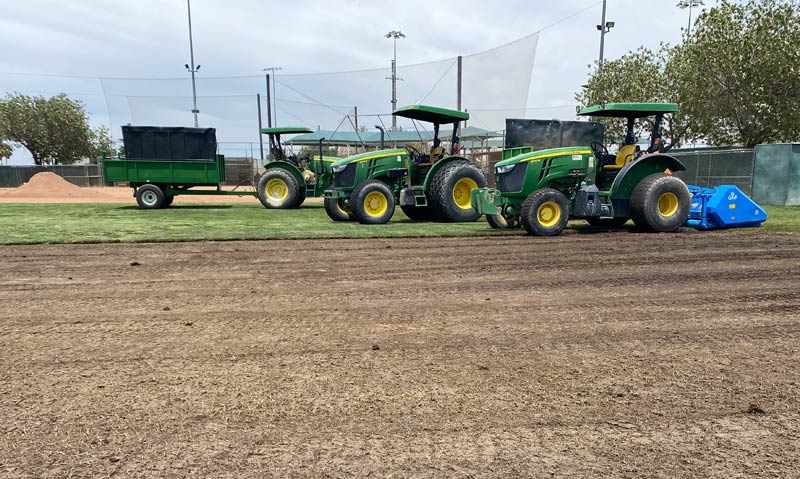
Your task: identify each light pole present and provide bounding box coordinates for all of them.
[184,0,200,127]
[262,67,282,126]
[385,30,405,131]
[596,0,615,69]
[677,0,705,35]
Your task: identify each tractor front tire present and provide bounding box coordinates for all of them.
[350,180,396,224]
[324,197,354,222]
[136,184,166,209]
[520,188,570,236]
[429,160,487,222]
[400,205,435,222]
[486,208,521,229]
[630,173,690,232]
[258,169,301,209]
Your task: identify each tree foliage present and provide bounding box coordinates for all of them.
[578,0,800,148]
[0,93,114,165]
[0,132,12,161]
[672,0,800,147]
[576,46,689,151]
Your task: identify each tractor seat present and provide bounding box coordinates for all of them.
[430,146,445,162]
[603,144,639,170]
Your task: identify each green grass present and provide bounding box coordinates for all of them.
[0,203,797,245]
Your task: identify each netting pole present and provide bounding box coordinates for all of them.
[354,106,359,131]
[457,56,463,111]
[257,93,264,161]
[265,74,273,128]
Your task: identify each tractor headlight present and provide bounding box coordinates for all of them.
[332,163,348,173]
[496,164,516,174]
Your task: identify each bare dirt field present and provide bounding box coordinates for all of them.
[1,230,799,478]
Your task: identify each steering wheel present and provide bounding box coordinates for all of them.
[405,145,422,160]
[590,142,608,159]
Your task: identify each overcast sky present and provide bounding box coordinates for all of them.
[1,0,716,163]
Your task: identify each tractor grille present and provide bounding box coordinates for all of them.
[496,163,527,193]
[332,163,357,188]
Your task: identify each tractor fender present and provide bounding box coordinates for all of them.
[609,153,686,199]
[422,155,472,191]
[263,160,307,188]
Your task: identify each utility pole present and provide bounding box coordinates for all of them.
[677,0,705,35]
[457,56,463,111]
[184,0,200,127]
[596,0,615,68]
[263,67,282,126]
[385,30,405,131]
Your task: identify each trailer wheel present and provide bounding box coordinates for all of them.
[630,173,690,232]
[486,208,521,229]
[350,180,395,224]
[429,160,487,222]
[257,169,300,209]
[136,184,166,209]
[520,188,569,236]
[324,197,354,221]
[585,217,628,227]
[400,205,435,222]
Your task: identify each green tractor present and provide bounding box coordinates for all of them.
[257,126,339,208]
[472,102,691,235]
[323,105,487,224]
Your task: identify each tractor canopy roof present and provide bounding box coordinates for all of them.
[392,105,469,124]
[260,126,314,135]
[578,102,679,118]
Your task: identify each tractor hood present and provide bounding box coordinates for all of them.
[331,148,407,168]
[496,146,593,168]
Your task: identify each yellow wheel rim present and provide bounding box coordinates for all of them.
[266,178,288,200]
[657,192,679,217]
[452,177,478,210]
[537,201,561,227]
[363,191,388,217]
[336,198,351,215]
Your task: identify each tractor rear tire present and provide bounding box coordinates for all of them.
[585,217,628,227]
[428,160,487,222]
[324,197,354,222]
[630,173,690,232]
[136,184,166,209]
[520,188,570,236]
[350,180,396,224]
[400,205,435,222]
[486,208,521,229]
[257,168,301,209]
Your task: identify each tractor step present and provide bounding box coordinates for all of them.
[400,187,428,207]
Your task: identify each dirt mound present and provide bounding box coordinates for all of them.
[2,172,114,199]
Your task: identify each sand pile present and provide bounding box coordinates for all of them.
[1,172,114,199]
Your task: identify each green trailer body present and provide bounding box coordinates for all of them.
[472,102,691,235]
[103,126,256,209]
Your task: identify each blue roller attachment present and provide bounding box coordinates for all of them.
[685,185,767,231]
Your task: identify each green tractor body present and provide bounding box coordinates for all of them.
[323,105,487,224]
[472,102,692,235]
[257,126,340,208]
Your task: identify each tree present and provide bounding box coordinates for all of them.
[671,0,800,147]
[577,0,800,149]
[297,144,339,158]
[576,46,690,151]
[0,133,11,161]
[0,93,112,165]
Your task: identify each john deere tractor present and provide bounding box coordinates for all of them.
[472,102,691,235]
[257,126,339,208]
[323,105,487,224]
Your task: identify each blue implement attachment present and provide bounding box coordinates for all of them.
[685,185,767,231]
